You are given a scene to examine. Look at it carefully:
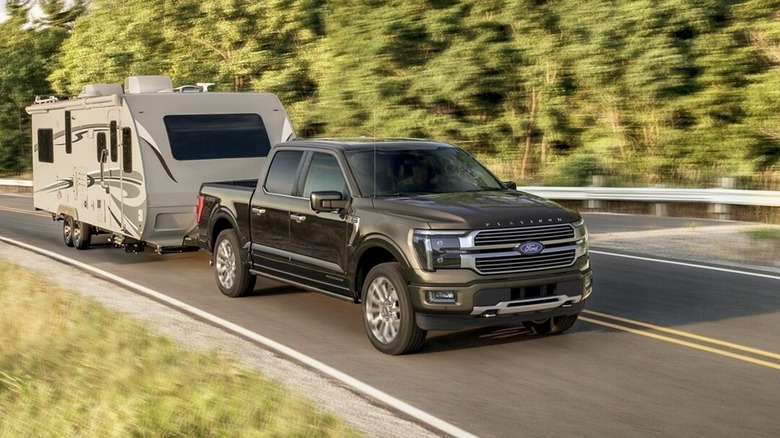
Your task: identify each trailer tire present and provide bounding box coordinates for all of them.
[63,216,75,247]
[73,221,91,250]
[214,229,256,297]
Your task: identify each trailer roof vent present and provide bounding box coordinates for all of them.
[124,76,174,94]
[78,83,124,98]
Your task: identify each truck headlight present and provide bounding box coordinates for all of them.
[412,230,465,272]
[573,219,589,258]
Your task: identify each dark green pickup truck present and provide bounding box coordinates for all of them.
[196,138,592,354]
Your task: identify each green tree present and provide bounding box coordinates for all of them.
[35,0,89,30]
[50,0,319,135]
[737,0,780,168]
[0,6,69,173]
[49,0,174,93]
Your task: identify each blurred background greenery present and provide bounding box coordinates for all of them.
[1,0,779,189]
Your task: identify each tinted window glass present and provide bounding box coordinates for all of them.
[264,150,303,195]
[96,132,106,162]
[110,121,118,162]
[164,114,271,161]
[303,153,346,198]
[65,111,72,154]
[346,146,504,196]
[38,129,54,163]
[122,127,132,173]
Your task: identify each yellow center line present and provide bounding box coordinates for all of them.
[581,313,780,371]
[583,309,780,361]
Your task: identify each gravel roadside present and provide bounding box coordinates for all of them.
[589,221,780,274]
[0,242,441,438]
[1,218,778,437]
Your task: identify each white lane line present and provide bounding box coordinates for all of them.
[590,249,780,281]
[0,235,478,438]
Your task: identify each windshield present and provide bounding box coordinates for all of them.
[346,146,505,196]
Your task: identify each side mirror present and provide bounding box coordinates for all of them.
[310,191,348,213]
[503,181,517,190]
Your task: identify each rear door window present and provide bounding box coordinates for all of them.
[264,150,304,196]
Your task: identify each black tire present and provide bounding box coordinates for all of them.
[523,313,579,335]
[214,229,256,297]
[362,262,427,355]
[62,216,75,247]
[73,220,91,250]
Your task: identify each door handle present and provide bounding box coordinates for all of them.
[252,208,266,216]
[290,214,306,223]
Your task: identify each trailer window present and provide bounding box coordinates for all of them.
[164,113,271,160]
[96,132,107,162]
[110,121,118,162]
[37,129,54,163]
[65,111,72,154]
[122,127,132,173]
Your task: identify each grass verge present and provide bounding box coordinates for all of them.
[0,261,361,437]
[744,227,780,242]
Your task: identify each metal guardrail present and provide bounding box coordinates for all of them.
[0,179,33,188]
[517,186,780,207]
[1,178,777,212]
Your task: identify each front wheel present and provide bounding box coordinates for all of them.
[214,229,256,297]
[362,262,427,355]
[523,313,579,335]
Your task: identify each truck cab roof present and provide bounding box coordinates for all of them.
[277,138,456,152]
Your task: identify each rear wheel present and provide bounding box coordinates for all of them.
[523,313,579,335]
[214,229,256,297]
[62,216,75,247]
[73,221,91,250]
[362,262,427,355]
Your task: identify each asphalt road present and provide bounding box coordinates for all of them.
[1,193,778,437]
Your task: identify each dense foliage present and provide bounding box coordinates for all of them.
[2,0,779,187]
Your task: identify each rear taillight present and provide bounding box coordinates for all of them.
[195,194,205,224]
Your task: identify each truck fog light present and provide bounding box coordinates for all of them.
[583,273,593,299]
[426,291,457,304]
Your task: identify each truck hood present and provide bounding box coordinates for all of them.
[371,190,580,229]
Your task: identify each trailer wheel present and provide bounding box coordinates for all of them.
[73,221,91,250]
[63,216,75,247]
[214,229,256,297]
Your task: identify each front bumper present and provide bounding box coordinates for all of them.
[408,259,593,331]
[416,299,586,331]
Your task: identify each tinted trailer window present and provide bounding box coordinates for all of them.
[164,113,271,160]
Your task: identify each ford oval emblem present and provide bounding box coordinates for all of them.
[517,241,544,255]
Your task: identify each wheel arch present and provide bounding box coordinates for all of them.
[56,204,78,221]
[352,236,411,302]
[208,209,239,250]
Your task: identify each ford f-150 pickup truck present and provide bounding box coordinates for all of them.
[196,139,592,354]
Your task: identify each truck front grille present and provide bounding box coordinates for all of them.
[462,224,581,275]
[474,224,574,246]
[474,250,577,274]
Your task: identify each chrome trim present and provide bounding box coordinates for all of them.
[470,294,582,316]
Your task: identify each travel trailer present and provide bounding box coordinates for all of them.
[26,75,294,252]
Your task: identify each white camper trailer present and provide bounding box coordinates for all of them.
[26,75,295,253]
